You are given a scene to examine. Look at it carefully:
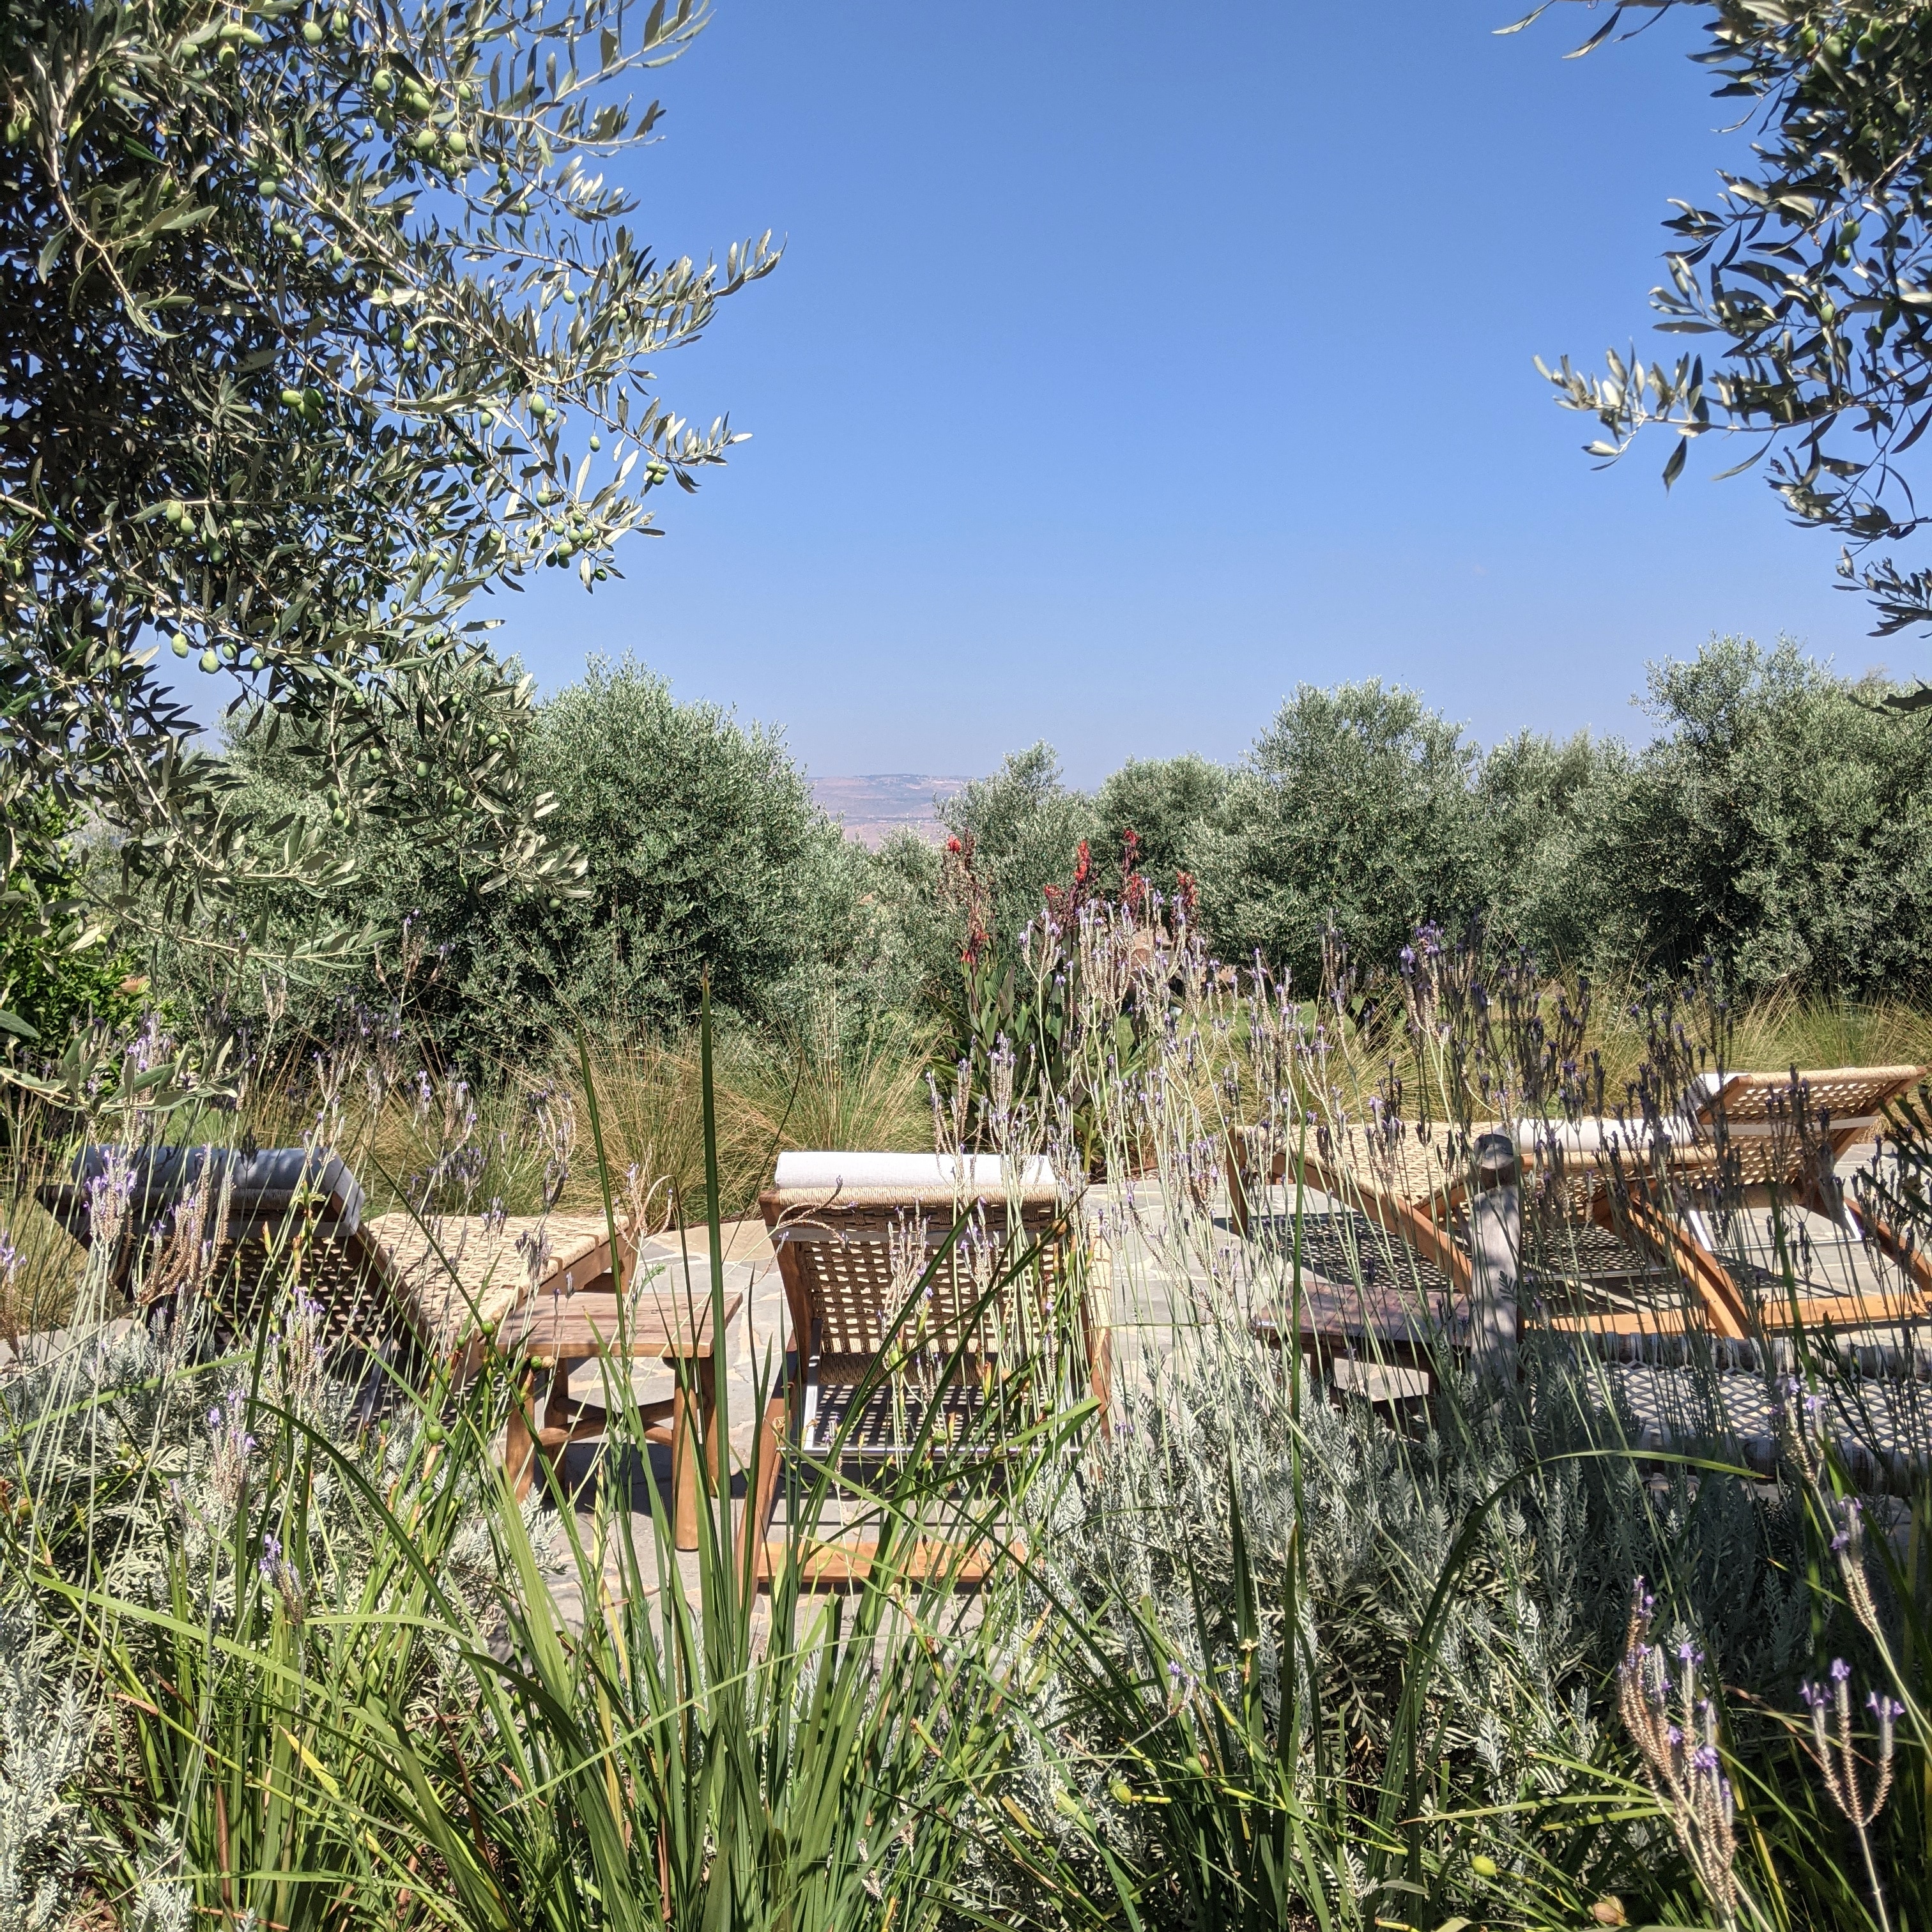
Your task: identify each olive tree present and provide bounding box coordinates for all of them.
[1197,682,1484,987]
[1533,1,1932,668]
[0,0,773,1050]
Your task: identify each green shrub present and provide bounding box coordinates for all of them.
[1476,725,1629,968]
[455,659,861,1043]
[861,746,1101,1041]
[939,742,1101,946]
[0,799,141,1052]
[1092,752,1227,898]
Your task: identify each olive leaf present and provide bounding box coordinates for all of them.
[1540,1,1932,642]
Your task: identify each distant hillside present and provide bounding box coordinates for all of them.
[810,774,969,850]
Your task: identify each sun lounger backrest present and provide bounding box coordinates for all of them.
[762,1174,1074,1367]
[40,1145,366,1250]
[38,1144,417,1349]
[1683,1066,1926,1158]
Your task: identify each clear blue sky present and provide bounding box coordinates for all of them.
[498,0,1892,786]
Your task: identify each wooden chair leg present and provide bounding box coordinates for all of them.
[671,1354,719,1551]
[746,1394,788,1583]
[1597,1190,1752,1340]
[542,1358,573,1433]
[1836,1202,1932,1312]
[505,1360,540,1502]
[1226,1129,1254,1239]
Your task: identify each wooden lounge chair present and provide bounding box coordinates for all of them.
[38,1144,627,1360]
[1517,1064,1931,1341]
[747,1152,1110,1588]
[1228,1118,1475,1285]
[1229,1066,1930,1351]
[36,1147,735,1530]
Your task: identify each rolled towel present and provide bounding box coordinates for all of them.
[57,1144,366,1238]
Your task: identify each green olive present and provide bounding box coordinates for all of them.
[199,650,220,673]
[446,131,466,155]
[172,632,190,656]
[302,20,323,43]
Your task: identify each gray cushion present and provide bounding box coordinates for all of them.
[52,1145,365,1241]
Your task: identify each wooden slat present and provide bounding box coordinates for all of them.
[758,1535,1018,1589]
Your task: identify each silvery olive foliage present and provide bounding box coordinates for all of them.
[1534,2,1932,657]
[0,0,775,998]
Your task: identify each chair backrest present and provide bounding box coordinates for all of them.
[1683,1066,1927,1161]
[40,1148,638,1392]
[38,1144,424,1353]
[39,1146,367,1254]
[760,1158,1079,1369]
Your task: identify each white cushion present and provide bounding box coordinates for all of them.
[772,1151,1056,1190]
[1683,1071,1733,1112]
[1514,1116,1698,1156]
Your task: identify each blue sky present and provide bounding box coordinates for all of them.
[498,0,1893,785]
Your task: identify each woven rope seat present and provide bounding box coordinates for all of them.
[367,1210,624,1354]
